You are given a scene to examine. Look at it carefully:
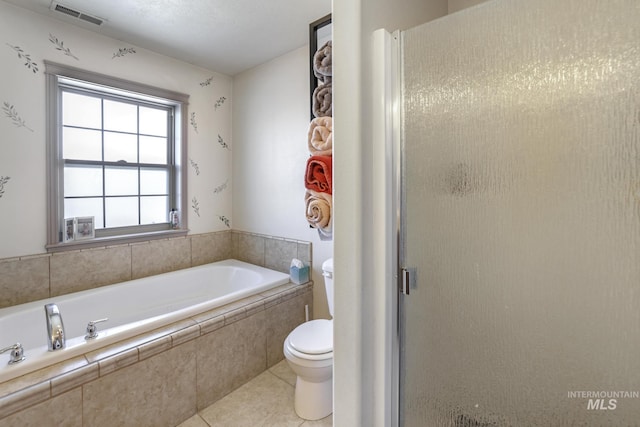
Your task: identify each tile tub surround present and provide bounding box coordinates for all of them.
[0,281,313,425]
[0,230,312,308]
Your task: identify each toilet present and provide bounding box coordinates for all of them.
[284,258,334,420]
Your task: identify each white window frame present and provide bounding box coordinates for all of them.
[45,61,189,252]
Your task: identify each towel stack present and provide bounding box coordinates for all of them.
[305,40,333,240]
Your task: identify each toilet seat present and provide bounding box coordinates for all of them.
[288,319,332,355]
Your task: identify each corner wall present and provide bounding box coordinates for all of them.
[232,46,333,320]
[0,2,232,259]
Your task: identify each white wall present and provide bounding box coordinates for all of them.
[332,0,448,425]
[232,46,333,320]
[448,0,492,14]
[0,2,232,259]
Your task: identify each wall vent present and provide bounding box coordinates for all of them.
[50,2,105,26]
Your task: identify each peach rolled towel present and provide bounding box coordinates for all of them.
[305,189,332,235]
[307,117,332,156]
[312,83,332,118]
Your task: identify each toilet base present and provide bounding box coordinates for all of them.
[294,376,333,421]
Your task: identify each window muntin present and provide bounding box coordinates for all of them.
[60,87,173,232]
[45,61,188,250]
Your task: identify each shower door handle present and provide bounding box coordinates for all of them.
[400,268,414,295]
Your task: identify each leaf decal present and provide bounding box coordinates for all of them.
[191,197,200,217]
[6,44,38,73]
[0,176,10,199]
[2,102,34,132]
[218,215,230,228]
[190,112,198,133]
[189,158,200,175]
[218,134,230,150]
[112,47,136,59]
[213,179,228,194]
[214,96,226,110]
[49,34,79,60]
[200,76,213,87]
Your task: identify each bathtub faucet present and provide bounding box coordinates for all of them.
[44,303,66,351]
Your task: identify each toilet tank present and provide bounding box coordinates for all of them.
[322,258,334,318]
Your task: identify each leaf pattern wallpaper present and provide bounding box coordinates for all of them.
[187,75,232,222]
[0,2,232,258]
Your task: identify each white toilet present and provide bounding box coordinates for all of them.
[284,258,334,420]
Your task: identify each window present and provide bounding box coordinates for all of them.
[45,62,188,251]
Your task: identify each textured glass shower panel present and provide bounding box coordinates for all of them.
[400,0,640,425]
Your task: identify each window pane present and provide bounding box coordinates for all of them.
[104,132,137,163]
[63,127,102,161]
[64,165,103,197]
[139,107,167,137]
[62,92,101,129]
[64,197,104,229]
[140,169,168,195]
[140,136,168,164]
[141,196,168,224]
[103,99,137,133]
[105,197,138,227]
[105,167,138,196]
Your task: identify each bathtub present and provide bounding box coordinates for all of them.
[0,259,290,383]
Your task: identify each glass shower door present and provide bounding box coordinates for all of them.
[399,0,640,425]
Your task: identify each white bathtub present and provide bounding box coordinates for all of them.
[0,259,290,383]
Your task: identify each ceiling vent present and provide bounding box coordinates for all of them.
[50,2,105,26]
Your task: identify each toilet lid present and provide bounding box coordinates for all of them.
[288,319,333,355]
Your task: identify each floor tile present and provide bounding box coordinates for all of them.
[179,362,333,427]
[269,359,297,387]
[176,414,209,427]
[301,414,333,426]
[199,370,302,427]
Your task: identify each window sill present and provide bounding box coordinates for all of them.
[45,229,189,253]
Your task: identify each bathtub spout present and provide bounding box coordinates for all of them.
[44,303,65,351]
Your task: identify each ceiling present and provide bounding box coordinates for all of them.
[3,0,332,76]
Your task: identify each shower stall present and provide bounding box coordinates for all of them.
[395,0,640,425]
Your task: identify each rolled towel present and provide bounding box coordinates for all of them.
[307,117,332,156]
[317,225,332,241]
[314,69,332,85]
[305,155,332,194]
[305,190,332,235]
[313,41,332,78]
[312,83,332,118]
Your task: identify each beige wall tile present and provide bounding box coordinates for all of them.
[0,381,51,420]
[50,246,131,296]
[0,389,82,427]
[190,231,232,266]
[97,347,139,377]
[0,256,50,308]
[138,335,172,361]
[51,363,99,397]
[83,341,197,427]
[231,232,265,266]
[265,291,312,367]
[196,310,267,410]
[297,242,312,268]
[131,237,191,279]
[265,238,298,274]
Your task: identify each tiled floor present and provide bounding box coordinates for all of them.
[177,360,333,427]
